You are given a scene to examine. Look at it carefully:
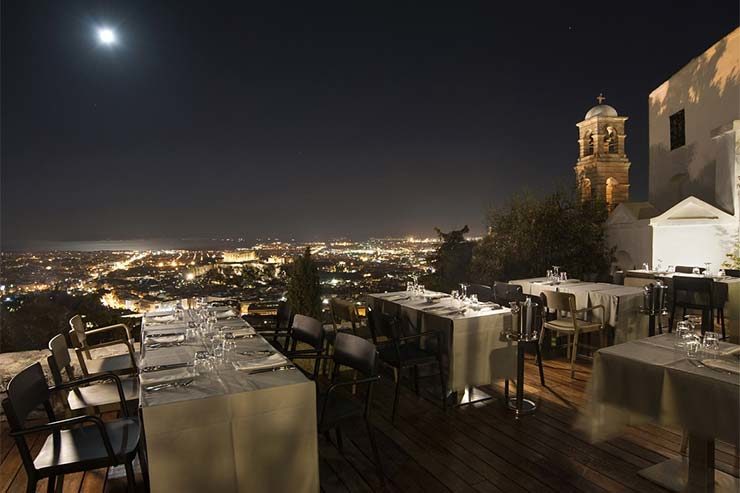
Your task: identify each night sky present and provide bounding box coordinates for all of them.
[2,1,738,247]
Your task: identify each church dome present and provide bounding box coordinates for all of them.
[585,104,618,119]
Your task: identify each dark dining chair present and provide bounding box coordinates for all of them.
[260,300,294,352]
[318,333,384,483]
[2,363,145,493]
[68,315,138,376]
[675,265,704,274]
[669,276,721,338]
[367,308,447,422]
[466,283,494,302]
[493,282,525,305]
[47,334,140,415]
[285,314,326,381]
[725,269,740,278]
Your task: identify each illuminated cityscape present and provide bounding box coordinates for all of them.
[0,237,442,316]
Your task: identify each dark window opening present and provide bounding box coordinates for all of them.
[670,109,685,150]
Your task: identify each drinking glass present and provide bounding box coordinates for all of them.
[685,333,702,359]
[692,267,701,275]
[469,294,478,305]
[667,265,675,273]
[718,269,726,278]
[703,262,712,277]
[407,281,414,292]
[418,284,425,296]
[674,321,691,349]
[451,290,459,300]
[194,350,212,373]
[212,336,225,360]
[642,262,650,271]
[702,332,720,357]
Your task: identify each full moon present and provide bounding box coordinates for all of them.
[97,27,116,45]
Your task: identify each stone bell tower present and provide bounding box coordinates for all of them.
[574,94,631,210]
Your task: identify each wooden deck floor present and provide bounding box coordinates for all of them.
[2,355,738,492]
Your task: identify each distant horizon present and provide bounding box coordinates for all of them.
[0,233,463,253]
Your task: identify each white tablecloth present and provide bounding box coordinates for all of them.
[510,279,649,343]
[140,311,319,493]
[581,334,740,445]
[367,292,515,392]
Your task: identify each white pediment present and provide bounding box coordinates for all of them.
[650,196,736,226]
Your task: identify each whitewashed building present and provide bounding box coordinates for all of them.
[606,27,739,270]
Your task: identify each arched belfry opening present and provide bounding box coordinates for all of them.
[574,93,631,211]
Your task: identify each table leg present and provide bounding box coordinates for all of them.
[638,435,739,492]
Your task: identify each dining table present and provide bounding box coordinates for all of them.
[625,269,740,334]
[367,291,516,404]
[138,307,319,493]
[510,278,649,343]
[581,334,740,492]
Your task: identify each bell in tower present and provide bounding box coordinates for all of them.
[574,94,631,210]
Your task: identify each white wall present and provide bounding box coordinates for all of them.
[606,222,653,270]
[648,28,739,216]
[652,222,737,271]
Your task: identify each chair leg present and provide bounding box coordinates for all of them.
[365,420,385,485]
[720,309,726,340]
[669,306,675,333]
[138,448,150,491]
[46,475,55,493]
[125,460,137,493]
[412,365,420,395]
[680,430,688,455]
[335,426,344,452]
[26,478,37,493]
[570,331,580,379]
[504,379,509,400]
[535,343,545,386]
[392,369,402,423]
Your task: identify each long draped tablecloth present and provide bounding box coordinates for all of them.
[581,334,739,445]
[625,270,740,335]
[510,278,649,343]
[139,310,319,493]
[367,291,516,392]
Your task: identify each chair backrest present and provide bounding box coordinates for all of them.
[466,284,494,302]
[2,363,55,476]
[69,314,87,348]
[493,282,525,304]
[675,265,703,274]
[725,269,740,278]
[543,291,577,314]
[47,334,76,385]
[276,301,294,330]
[333,332,377,377]
[290,314,324,351]
[3,363,53,431]
[329,298,359,330]
[367,308,399,344]
[672,275,713,304]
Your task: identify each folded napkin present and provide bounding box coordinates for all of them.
[701,359,740,375]
[146,333,185,344]
[215,310,238,319]
[140,367,196,386]
[233,353,288,372]
[226,327,256,337]
[147,314,178,323]
[720,346,740,358]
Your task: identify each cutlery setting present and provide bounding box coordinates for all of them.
[248,365,296,375]
[144,379,194,392]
